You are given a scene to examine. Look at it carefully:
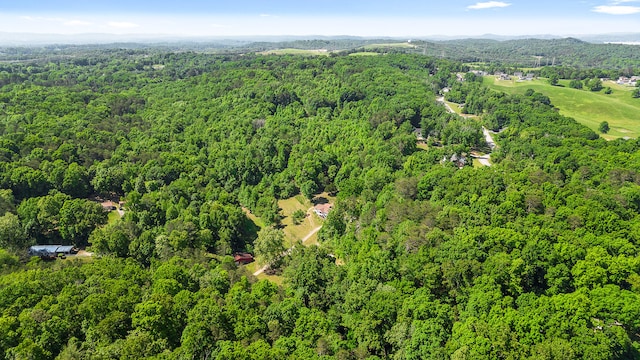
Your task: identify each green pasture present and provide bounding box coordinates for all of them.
[484,77,640,139]
[259,48,330,56]
[361,42,416,50]
[349,52,380,56]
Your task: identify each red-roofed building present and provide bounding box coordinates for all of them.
[234,253,254,265]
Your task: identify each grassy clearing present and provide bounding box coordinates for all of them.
[259,49,329,56]
[519,67,544,72]
[484,77,640,139]
[278,196,314,247]
[349,52,380,56]
[417,143,429,151]
[278,192,335,246]
[244,192,334,248]
[107,210,121,224]
[464,62,490,68]
[257,273,284,285]
[241,192,337,284]
[361,42,415,50]
[240,261,284,284]
[244,261,259,275]
[445,100,464,115]
[242,208,264,229]
[64,256,94,264]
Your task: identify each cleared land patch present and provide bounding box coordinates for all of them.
[258,48,329,56]
[349,52,380,56]
[484,77,640,139]
[360,42,417,52]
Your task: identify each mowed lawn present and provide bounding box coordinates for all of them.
[484,77,640,139]
[240,193,334,283]
[242,192,335,248]
[278,195,316,247]
[278,193,335,246]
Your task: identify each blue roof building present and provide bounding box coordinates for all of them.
[28,245,77,258]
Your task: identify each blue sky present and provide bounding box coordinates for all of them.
[0,1,638,36]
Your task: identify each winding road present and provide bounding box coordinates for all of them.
[436,95,496,167]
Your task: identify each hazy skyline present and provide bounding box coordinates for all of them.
[0,0,639,37]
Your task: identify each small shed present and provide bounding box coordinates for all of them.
[234,253,254,265]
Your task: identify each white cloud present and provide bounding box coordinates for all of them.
[2,12,639,37]
[19,16,65,22]
[107,21,140,28]
[593,5,640,14]
[64,20,92,26]
[467,1,511,10]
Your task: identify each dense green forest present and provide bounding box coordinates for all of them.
[3,37,640,69]
[412,38,640,69]
[2,49,640,359]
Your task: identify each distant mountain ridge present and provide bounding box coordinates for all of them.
[0,32,639,46]
[1,33,639,69]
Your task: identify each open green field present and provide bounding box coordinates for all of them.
[484,76,640,139]
[349,52,380,56]
[259,48,330,56]
[361,42,416,50]
[107,210,121,224]
[240,192,335,282]
[278,196,315,247]
[278,192,335,246]
[243,192,335,247]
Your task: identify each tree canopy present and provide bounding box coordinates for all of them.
[0,48,640,359]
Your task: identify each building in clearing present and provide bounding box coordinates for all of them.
[28,245,77,259]
[314,203,333,219]
[101,201,117,211]
[413,128,426,143]
[495,72,511,80]
[233,253,254,265]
